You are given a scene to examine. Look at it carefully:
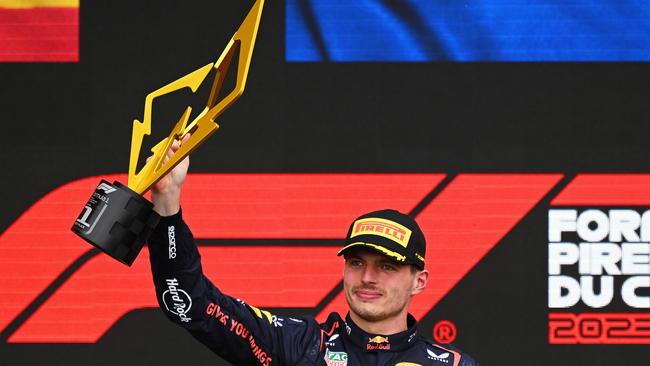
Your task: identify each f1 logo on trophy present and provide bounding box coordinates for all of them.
[71,0,265,266]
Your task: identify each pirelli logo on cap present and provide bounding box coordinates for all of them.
[351,218,412,248]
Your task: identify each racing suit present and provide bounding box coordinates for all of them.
[149,210,478,366]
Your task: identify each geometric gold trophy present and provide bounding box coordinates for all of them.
[71,0,265,265]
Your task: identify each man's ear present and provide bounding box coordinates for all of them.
[411,269,429,295]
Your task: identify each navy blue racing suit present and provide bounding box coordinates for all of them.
[149,210,478,366]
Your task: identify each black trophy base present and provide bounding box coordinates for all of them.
[71,180,161,266]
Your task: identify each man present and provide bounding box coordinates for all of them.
[148,137,478,365]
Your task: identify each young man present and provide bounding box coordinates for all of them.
[148,138,478,365]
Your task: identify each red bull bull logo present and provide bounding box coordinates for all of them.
[367,335,391,350]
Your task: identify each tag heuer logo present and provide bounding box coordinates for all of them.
[324,349,348,366]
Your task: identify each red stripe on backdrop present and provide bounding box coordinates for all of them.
[0,7,78,62]
[180,173,444,239]
[552,174,650,205]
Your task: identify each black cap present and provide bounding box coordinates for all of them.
[337,209,426,270]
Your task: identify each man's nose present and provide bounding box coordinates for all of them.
[361,265,379,284]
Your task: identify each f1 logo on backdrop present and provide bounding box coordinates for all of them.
[5,173,646,345]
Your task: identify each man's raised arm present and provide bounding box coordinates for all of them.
[147,136,317,366]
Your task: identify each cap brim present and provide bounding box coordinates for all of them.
[337,242,407,263]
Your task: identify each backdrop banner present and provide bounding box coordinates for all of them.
[1,1,648,365]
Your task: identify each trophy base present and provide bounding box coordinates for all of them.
[71,180,161,266]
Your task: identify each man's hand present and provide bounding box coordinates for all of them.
[151,133,191,216]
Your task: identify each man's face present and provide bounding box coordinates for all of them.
[343,247,426,323]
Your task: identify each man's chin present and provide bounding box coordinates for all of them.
[350,302,386,322]
[354,310,388,322]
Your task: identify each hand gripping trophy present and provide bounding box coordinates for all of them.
[71,0,265,265]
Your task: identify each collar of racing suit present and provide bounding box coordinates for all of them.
[340,313,420,353]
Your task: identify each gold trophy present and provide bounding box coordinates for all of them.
[71,0,265,265]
